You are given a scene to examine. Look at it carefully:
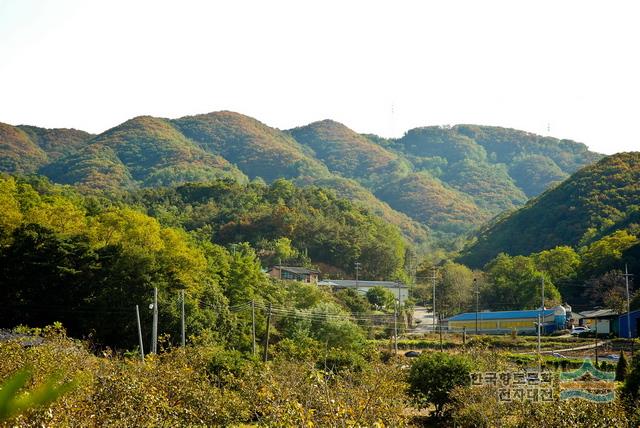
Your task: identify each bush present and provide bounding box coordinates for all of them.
[207,348,251,383]
[622,352,640,401]
[407,351,473,416]
[616,351,628,382]
[315,349,367,373]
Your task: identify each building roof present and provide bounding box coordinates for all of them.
[578,309,619,319]
[271,266,320,275]
[319,279,407,289]
[447,309,555,322]
[618,309,640,318]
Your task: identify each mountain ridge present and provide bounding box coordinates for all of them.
[0,112,603,249]
[458,151,640,267]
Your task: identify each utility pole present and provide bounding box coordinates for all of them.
[355,262,361,288]
[135,305,144,362]
[595,318,599,365]
[431,267,437,333]
[439,313,443,351]
[394,298,398,354]
[538,277,544,372]
[537,314,541,372]
[151,287,158,354]
[625,264,633,339]
[180,290,186,347]
[263,303,272,362]
[251,300,257,357]
[474,278,479,335]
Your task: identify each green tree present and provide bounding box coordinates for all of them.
[0,177,22,244]
[616,351,628,382]
[622,352,640,401]
[366,286,395,310]
[335,288,371,314]
[583,270,629,313]
[484,253,561,310]
[438,263,475,316]
[408,352,473,416]
[533,246,581,284]
[580,230,638,276]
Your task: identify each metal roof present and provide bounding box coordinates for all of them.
[578,309,619,319]
[447,309,555,321]
[320,279,407,289]
[272,266,320,275]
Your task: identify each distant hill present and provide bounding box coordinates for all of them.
[290,121,601,242]
[0,113,602,248]
[288,120,410,188]
[458,152,640,267]
[42,116,247,190]
[0,122,92,173]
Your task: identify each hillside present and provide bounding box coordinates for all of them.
[375,173,487,234]
[42,116,247,190]
[0,113,602,248]
[173,111,330,182]
[288,120,410,187]
[290,122,600,239]
[0,122,92,173]
[459,152,640,267]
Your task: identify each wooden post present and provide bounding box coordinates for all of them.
[252,300,256,356]
[263,303,272,362]
[136,305,144,362]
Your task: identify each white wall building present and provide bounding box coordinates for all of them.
[319,279,409,304]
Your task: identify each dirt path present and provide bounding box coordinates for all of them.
[522,340,611,355]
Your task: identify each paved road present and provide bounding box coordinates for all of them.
[411,306,436,333]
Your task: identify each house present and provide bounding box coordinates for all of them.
[618,309,640,338]
[446,306,567,334]
[268,266,320,283]
[318,279,409,304]
[578,309,619,335]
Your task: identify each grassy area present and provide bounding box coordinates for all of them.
[377,334,596,353]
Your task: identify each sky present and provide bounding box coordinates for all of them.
[0,0,639,154]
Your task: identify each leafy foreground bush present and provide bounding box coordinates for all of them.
[450,385,629,427]
[0,332,409,427]
[408,352,474,417]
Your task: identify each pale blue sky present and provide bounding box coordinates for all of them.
[1,0,639,154]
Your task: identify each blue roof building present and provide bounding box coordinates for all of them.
[446,307,566,334]
[618,309,640,338]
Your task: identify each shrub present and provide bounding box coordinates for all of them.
[616,351,628,382]
[622,352,640,401]
[407,351,473,416]
[315,349,367,373]
[206,348,250,383]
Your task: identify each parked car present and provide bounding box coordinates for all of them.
[602,354,620,361]
[404,351,421,358]
[551,352,567,359]
[571,326,590,336]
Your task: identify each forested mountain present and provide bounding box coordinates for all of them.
[0,122,92,173]
[288,120,410,188]
[41,116,248,190]
[459,152,640,268]
[0,113,602,248]
[0,174,410,351]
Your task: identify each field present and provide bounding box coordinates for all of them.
[2,326,638,427]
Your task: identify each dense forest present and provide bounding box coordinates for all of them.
[460,152,640,267]
[0,112,601,250]
[453,152,640,311]
[0,174,411,349]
